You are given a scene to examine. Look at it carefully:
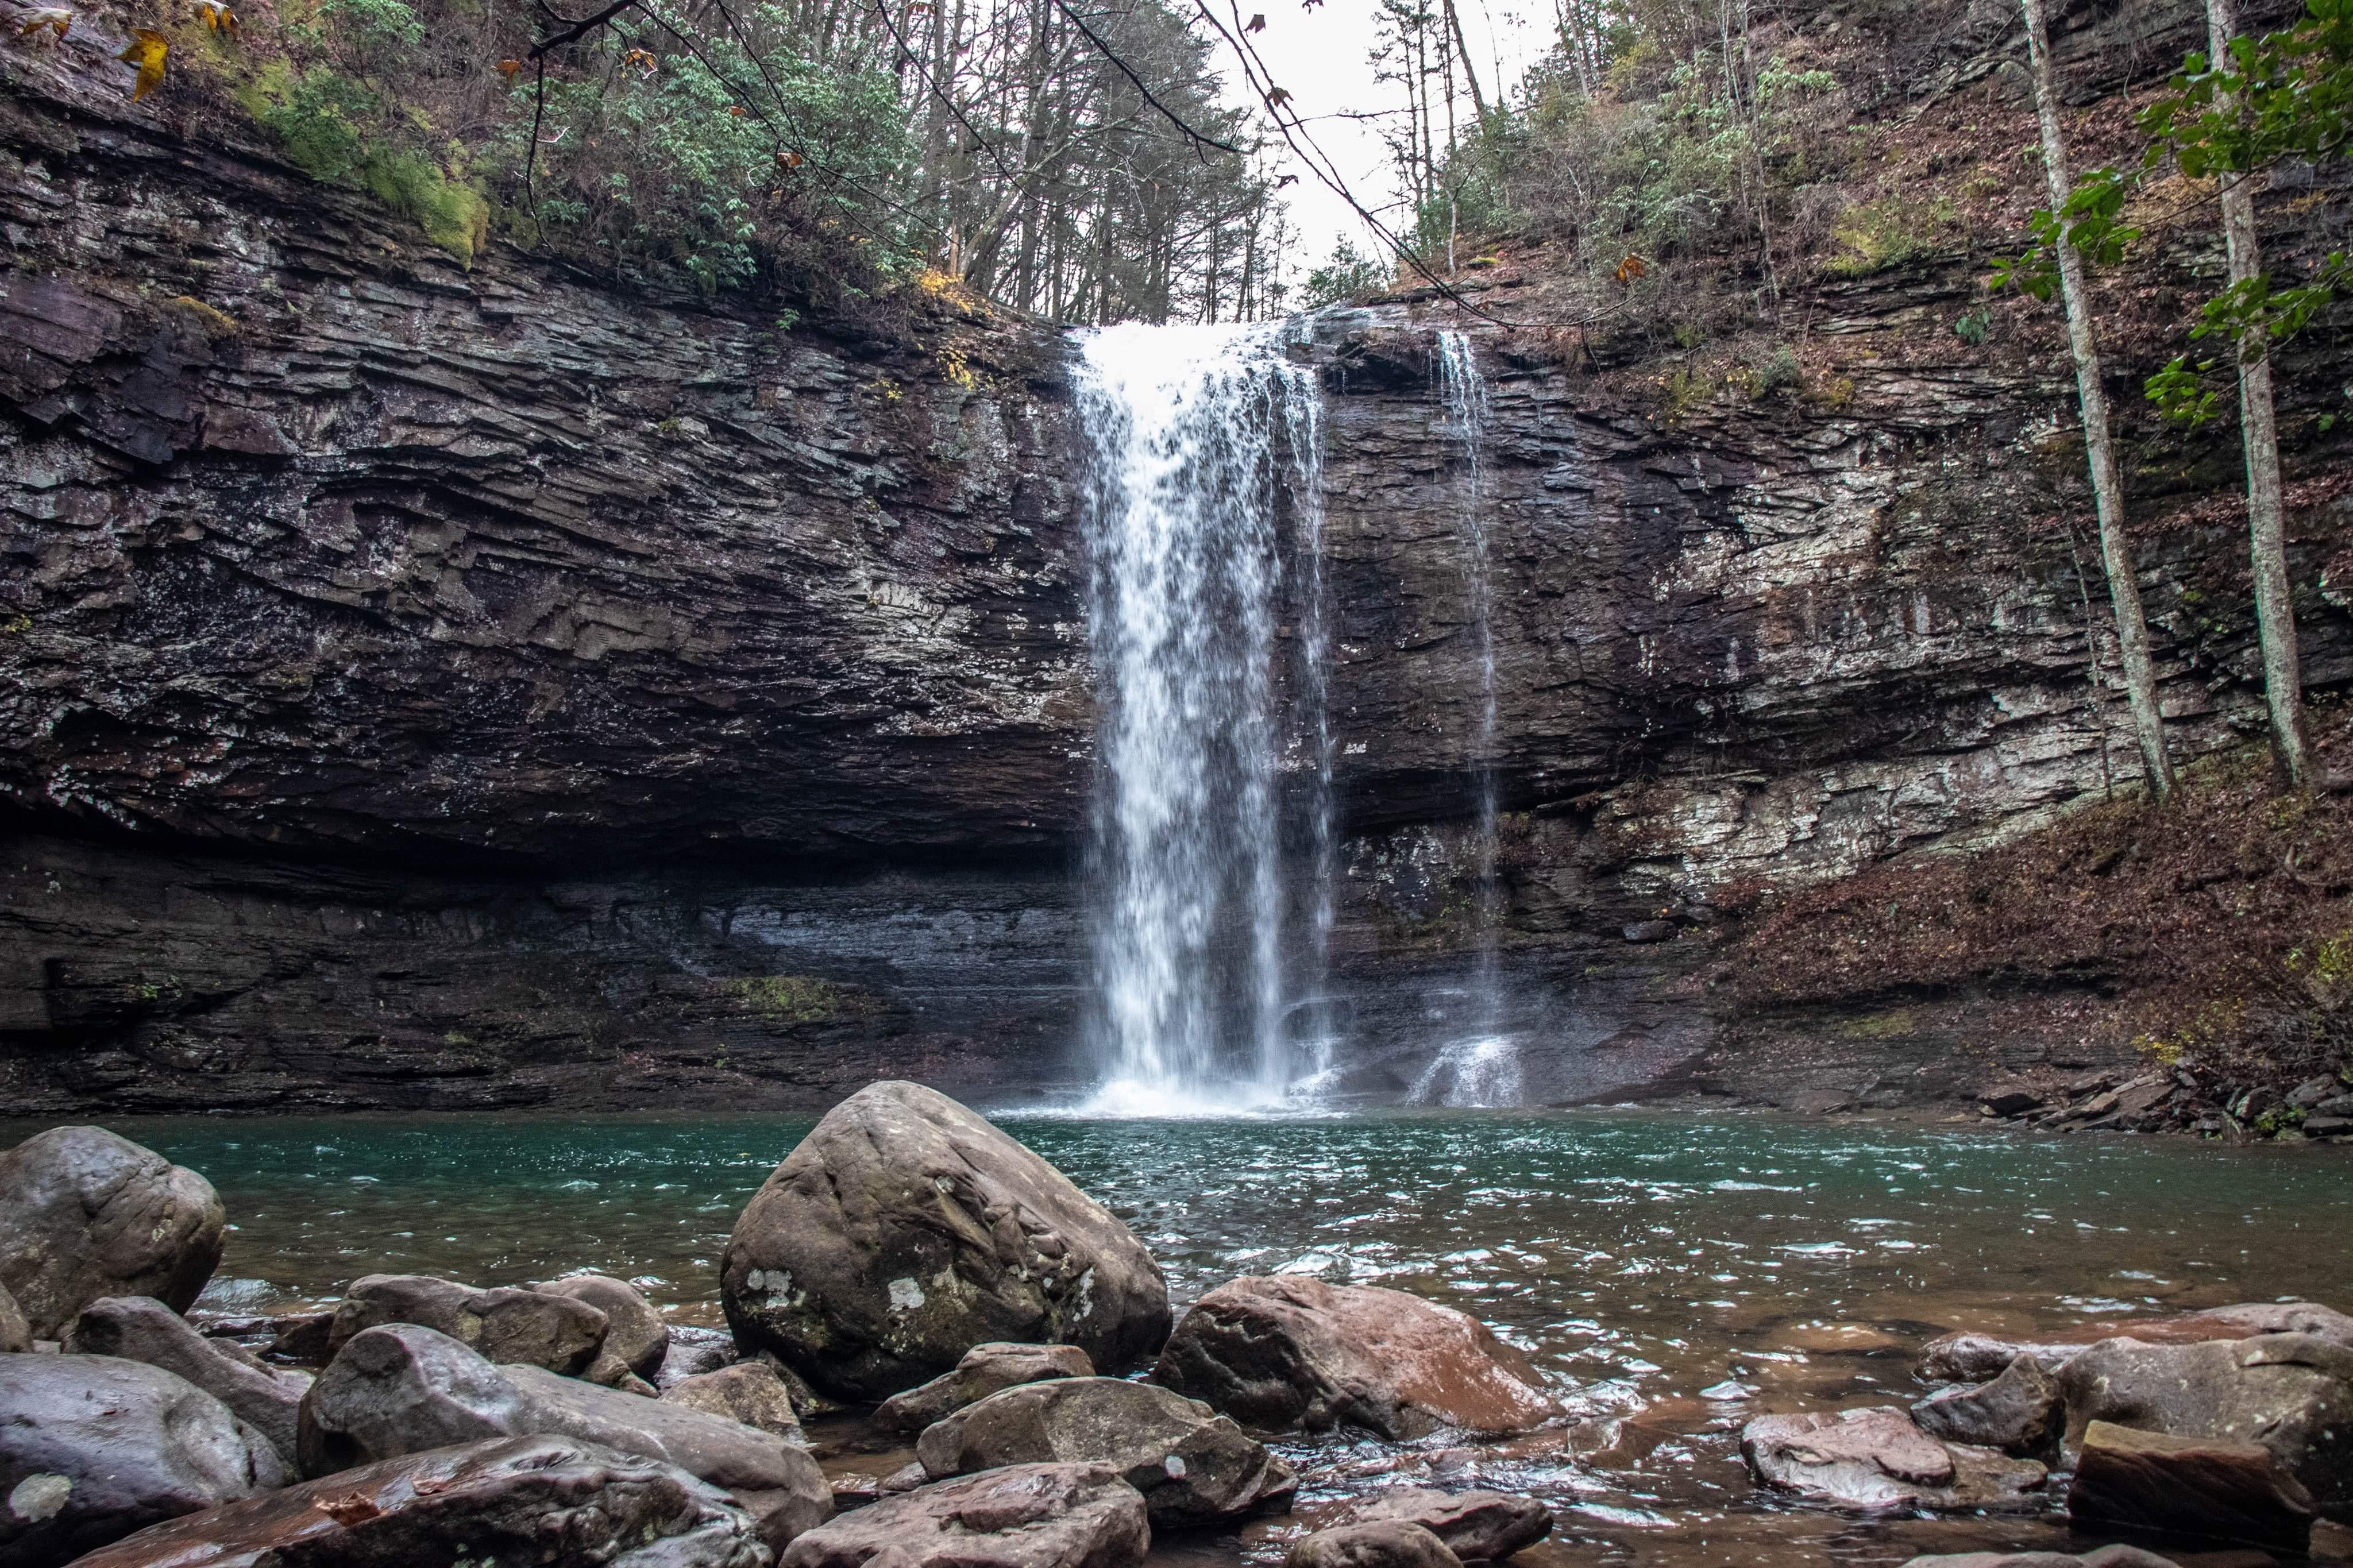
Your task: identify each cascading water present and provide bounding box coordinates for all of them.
[1074,322,1330,1113]
[1413,329,1518,1108]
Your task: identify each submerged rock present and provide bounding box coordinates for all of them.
[2055,1332,2353,1519]
[1918,1301,2353,1383]
[0,1126,225,1340]
[915,1376,1295,1527]
[664,1361,808,1442]
[877,1342,1096,1434]
[1899,1548,2179,1568]
[65,1433,771,1568]
[1739,1406,2045,1511]
[1911,1353,2061,1458]
[66,1296,311,1472]
[1154,1275,1558,1438]
[536,1272,671,1389]
[2069,1418,2316,1551]
[1286,1521,1464,1568]
[781,1462,1150,1568]
[326,1273,610,1375]
[722,1082,1171,1401]
[1348,1488,1551,1561]
[0,1353,286,1567]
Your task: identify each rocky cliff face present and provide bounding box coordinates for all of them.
[4,18,2347,1115]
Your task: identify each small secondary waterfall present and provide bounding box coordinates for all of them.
[1411,329,1516,1108]
[1075,323,1329,1112]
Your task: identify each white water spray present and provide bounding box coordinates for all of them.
[1075,323,1329,1114]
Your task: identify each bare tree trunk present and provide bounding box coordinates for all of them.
[1444,0,1486,118]
[2022,0,2175,801]
[2205,0,2313,784]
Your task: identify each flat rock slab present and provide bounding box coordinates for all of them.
[878,1342,1095,1434]
[65,1433,771,1568]
[1348,1488,1550,1561]
[2069,1419,2316,1551]
[782,1462,1149,1568]
[1740,1407,2046,1512]
[1918,1302,2353,1383]
[917,1375,1295,1527]
[0,1126,225,1339]
[327,1273,609,1375]
[1154,1275,1558,1439]
[0,1353,285,1568]
[1900,1548,2181,1568]
[1286,1521,1464,1568]
[723,1082,1171,1401]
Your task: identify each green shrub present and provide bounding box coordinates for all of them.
[1828,194,1961,277]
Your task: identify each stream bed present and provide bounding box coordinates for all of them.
[36,1107,2353,1568]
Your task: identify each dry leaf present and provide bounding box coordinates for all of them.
[17,7,71,40]
[728,104,743,116]
[621,45,654,70]
[195,1,235,34]
[1614,252,1648,284]
[495,56,522,79]
[310,1492,382,1527]
[117,28,167,100]
[1265,86,1291,106]
[1244,11,1264,29]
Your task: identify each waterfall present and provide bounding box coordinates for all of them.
[1074,322,1329,1113]
[1416,329,1515,1106]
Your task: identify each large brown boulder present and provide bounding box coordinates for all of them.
[2055,1332,2353,1519]
[65,1434,772,1568]
[722,1082,1170,1401]
[0,1354,286,1567]
[2069,1419,2316,1551]
[877,1342,1096,1434]
[536,1272,671,1388]
[1912,1354,2062,1458]
[1154,1276,1557,1439]
[326,1272,610,1374]
[781,1462,1150,1568]
[915,1376,1295,1527]
[0,1126,224,1339]
[66,1296,311,1471]
[1286,1522,1462,1568]
[1347,1489,1551,1562]
[1739,1407,2046,1512]
[664,1361,808,1442]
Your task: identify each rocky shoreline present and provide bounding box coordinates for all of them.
[5,1090,2351,1566]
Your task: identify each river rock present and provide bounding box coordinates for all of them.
[537,1272,671,1388]
[0,1353,286,1567]
[1898,1548,2180,1568]
[1916,1334,2087,1382]
[782,1462,1150,1568]
[1918,1302,2353,1383]
[65,1296,311,1470]
[1912,1353,2062,1457]
[326,1272,608,1374]
[64,1433,771,1568]
[659,1323,741,1388]
[1154,1276,1557,1439]
[877,1342,1096,1434]
[2069,1419,2316,1550]
[0,1127,225,1340]
[2056,1332,2353,1518]
[1287,1521,1464,1568]
[1349,1488,1551,1561]
[914,1375,1295,1527]
[722,1082,1170,1401]
[0,1278,28,1353]
[1739,1407,2046,1511]
[664,1361,808,1442]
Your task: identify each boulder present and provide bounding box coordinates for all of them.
[536,1272,671,1388]
[1912,1354,2062,1457]
[64,1433,771,1568]
[1916,1333,2086,1382]
[0,1353,285,1567]
[1154,1276,1557,1439]
[1349,1488,1550,1561]
[658,1323,740,1388]
[0,1126,225,1339]
[665,1361,808,1442]
[1739,1407,2046,1511]
[326,1272,608,1374]
[1918,1302,2353,1383]
[877,1342,1096,1434]
[721,1080,1170,1401]
[1898,1548,2180,1568]
[2056,1332,2353,1519]
[65,1296,311,1471]
[781,1462,1150,1568]
[300,1324,827,1508]
[1286,1522,1464,1568]
[0,1278,28,1353]
[915,1376,1295,1527]
[2070,1420,2315,1551]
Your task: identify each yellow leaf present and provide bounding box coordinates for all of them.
[196,1,236,33]
[18,7,71,40]
[621,46,655,70]
[117,28,167,101]
[496,57,522,79]
[1614,252,1648,284]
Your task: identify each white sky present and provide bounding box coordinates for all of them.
[1199,0,1554,272]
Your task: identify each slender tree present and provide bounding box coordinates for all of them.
[2020,0,2176,801]
[2202,0,2314,783]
